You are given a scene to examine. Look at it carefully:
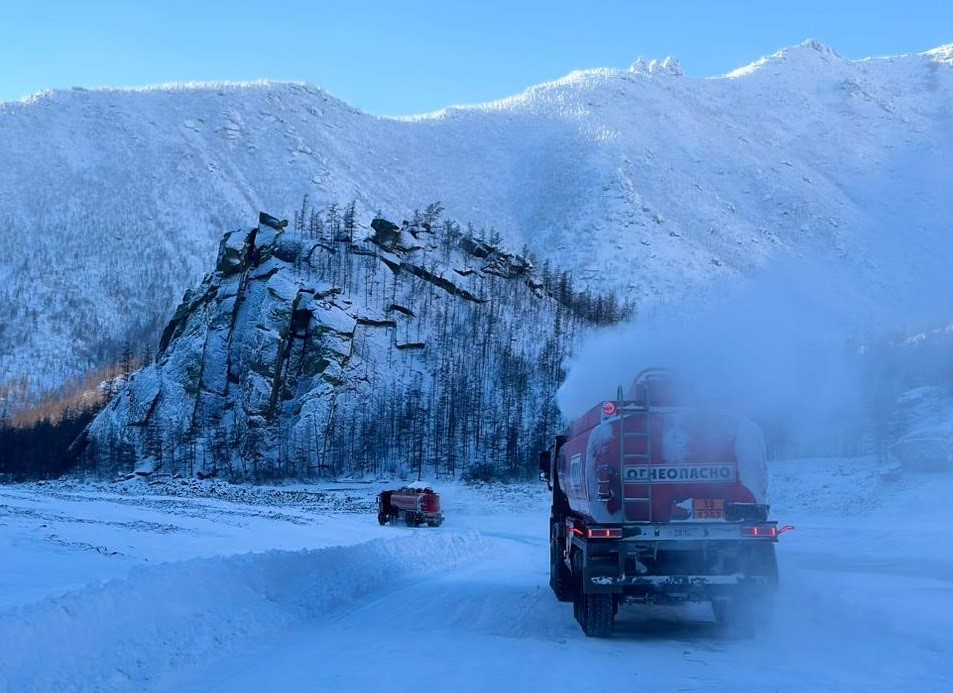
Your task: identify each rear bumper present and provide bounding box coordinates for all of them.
[588,573,774,601]
[573,524,779,601]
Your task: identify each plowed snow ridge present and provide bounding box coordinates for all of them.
[0,531,487,691]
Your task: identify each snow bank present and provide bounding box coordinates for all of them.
[0,530,487,691]
[768,455,953,520]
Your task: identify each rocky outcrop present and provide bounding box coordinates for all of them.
[369,218,400,250]
[82,212,568,480]
[399,262,485,303]
[369,217,424,253]
[458,233,532,279]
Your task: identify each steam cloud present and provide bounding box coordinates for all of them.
[559,131,953,456]
[557,262,881,455]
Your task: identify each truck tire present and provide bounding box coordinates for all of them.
[571,552,584,623]
[405,512,418,527]
[550,538,573,602]
[570,550,614,637]
[377,512,388,526]
[579,594,614,638]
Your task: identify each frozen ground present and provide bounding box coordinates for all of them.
[1,459,951,692]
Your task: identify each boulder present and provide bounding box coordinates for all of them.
[216,228,254,275]
[370,217,400,250]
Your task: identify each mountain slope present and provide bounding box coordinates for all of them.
[1,41,951,400]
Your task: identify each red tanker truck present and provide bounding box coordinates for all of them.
[377,487,444,527]
[540,368,791,637]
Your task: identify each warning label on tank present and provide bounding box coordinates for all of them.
[622,464,736,483]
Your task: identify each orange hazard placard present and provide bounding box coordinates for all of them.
[692,498,724,519]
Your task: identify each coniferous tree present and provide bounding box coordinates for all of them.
[343,200,357,242]
[326,202,341,241]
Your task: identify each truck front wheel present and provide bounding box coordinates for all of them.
[550,537,573,603]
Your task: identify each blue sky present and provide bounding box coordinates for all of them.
[4,1,950,116]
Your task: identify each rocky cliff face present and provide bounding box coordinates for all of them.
[81,212,574,480]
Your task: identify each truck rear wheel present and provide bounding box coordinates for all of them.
[578,593,614,638]
[377,512,388,526]
[570,551,614,637]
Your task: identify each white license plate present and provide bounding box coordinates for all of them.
[658,525,706,539]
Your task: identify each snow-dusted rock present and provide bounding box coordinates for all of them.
[80,213,567,479]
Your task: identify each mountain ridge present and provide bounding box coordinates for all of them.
[1,41,950,404]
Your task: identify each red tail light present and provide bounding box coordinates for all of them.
[741,524,778,538]
[587,527,623,539]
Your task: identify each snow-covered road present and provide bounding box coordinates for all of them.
[165,518,953,692]
[2,460,952,691]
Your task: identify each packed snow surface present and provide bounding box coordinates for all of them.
[1,460,952,691]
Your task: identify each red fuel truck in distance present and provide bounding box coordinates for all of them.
[540,368,791,637]
[378,487,444,527]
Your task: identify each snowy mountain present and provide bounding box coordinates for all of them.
[1,40,951,405]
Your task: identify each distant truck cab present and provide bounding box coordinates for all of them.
[541,368,790,637]
[378,487,444,527]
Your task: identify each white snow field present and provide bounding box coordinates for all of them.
[1,462,951,692]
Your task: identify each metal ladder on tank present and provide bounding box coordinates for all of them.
[619,383,654,522]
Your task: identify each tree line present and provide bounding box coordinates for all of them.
[0,355,139,480]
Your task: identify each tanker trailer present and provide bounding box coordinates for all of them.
[377,487,444,527]
[540,368,791,637]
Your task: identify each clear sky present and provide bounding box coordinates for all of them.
[4,0,950,116]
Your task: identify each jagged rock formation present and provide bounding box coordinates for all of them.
[81,212,574,480]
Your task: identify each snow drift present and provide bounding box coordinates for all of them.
[0,530,487,691]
